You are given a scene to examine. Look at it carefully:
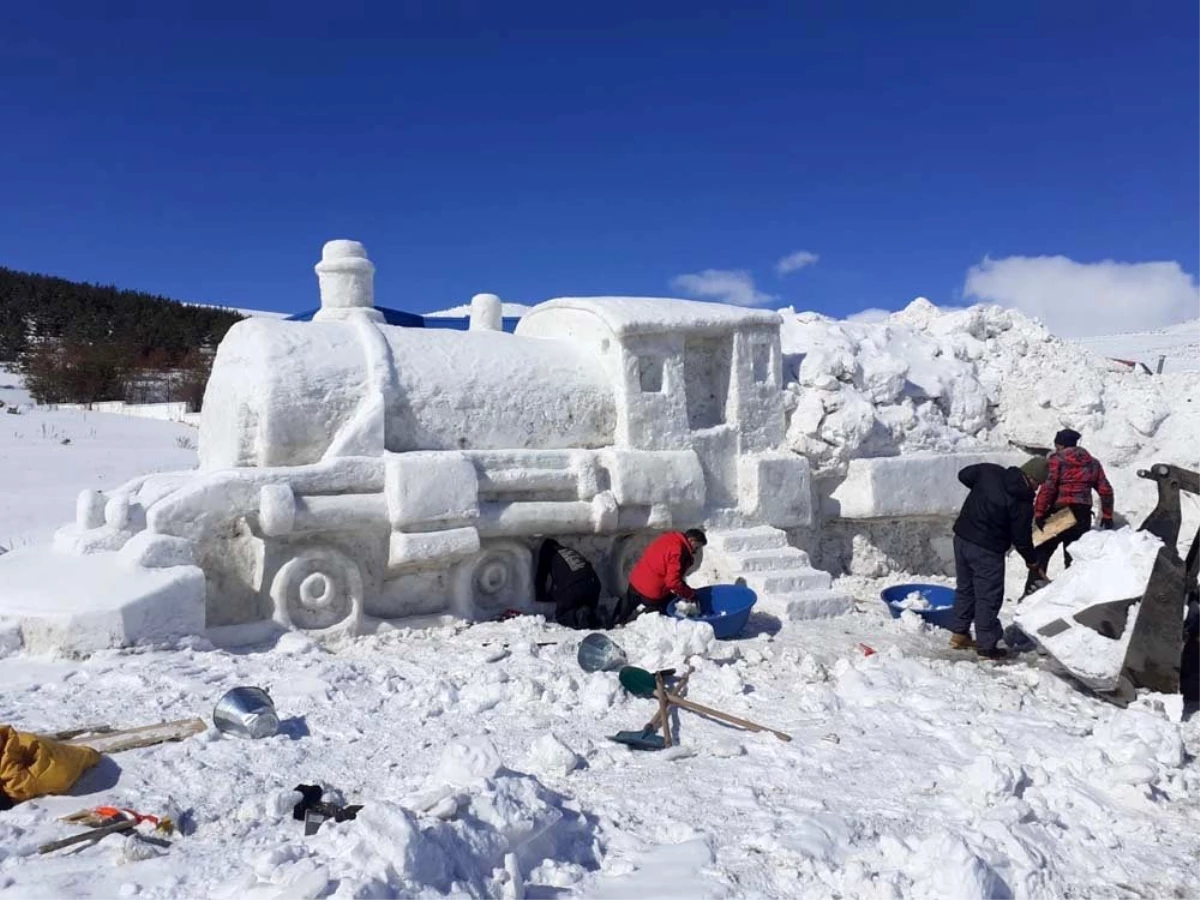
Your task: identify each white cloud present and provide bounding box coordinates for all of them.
[964,255,1199,338]
[776,250,820,276]
[670,269,777,307]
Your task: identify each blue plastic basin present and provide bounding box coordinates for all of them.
[880,583,957,630]
[667,584,757,639]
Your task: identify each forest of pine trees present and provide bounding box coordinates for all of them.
[0,266,244,408]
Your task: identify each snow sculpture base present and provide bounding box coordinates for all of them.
[824,452,1026,519]
[0,548,205,655]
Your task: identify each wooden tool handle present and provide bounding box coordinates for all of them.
[665,692,792,742]
[39,819,135,854]
[644,669,692,731]
[655,674,672,748]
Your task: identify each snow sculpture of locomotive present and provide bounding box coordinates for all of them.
[5,240,843,651]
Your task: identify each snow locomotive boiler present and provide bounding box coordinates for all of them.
[53,240,814,640]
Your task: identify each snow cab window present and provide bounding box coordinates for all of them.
[684,336,731,429]
[752,342,771,384]
[638,355,664,393]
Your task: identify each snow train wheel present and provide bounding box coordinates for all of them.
[270,547,364,639]
[451,540,533,621]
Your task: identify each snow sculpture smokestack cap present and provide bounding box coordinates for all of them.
[314,239,383,322]
[469,293,503,332]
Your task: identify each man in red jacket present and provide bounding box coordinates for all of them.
[1027,429,1115,592]
[615,529,707,626]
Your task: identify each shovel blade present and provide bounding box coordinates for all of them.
[608,729,666,751]
[618,666,658,698]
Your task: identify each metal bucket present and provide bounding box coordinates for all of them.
[577,633,628,673]
[213,686,279,739]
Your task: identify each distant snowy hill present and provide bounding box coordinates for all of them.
[1070,318,1199,373]
[425,302,533,318]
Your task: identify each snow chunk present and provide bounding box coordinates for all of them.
[433,736,504,788]
[1016,528,1163,689]
[523,733,582,778]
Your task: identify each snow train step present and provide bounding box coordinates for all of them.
[706,527,852,621]
[706,527,790,554]
[723,547,813,573]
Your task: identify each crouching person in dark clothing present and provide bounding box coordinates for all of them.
[949,458,1049,659]
[535,538,607,630]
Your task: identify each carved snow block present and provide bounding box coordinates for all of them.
[738,453,813,528]
[599,449,706,509]
[385,452,479,528]
[388,527,481,572]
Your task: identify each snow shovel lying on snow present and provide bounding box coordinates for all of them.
[617,666,792,743]
[608,668,693,751]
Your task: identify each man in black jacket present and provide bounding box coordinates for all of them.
[948,458,1049,659]
[534,538,607,630]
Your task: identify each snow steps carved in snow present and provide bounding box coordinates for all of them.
[705,527,852,620]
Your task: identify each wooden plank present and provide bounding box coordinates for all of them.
[1033,507,1077,548]
[39,820,135,855]
[43,725,115,742]
[63,717,206,754]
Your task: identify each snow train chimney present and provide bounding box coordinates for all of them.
[469,293,503,332]
[314,239,382,322]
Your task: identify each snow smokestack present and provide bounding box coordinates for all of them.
[314,239,379,322]
[469,293,503,332]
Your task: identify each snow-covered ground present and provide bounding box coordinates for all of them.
[1073,319,1199,374]
[2,580,1197,899]
[0,369,198,552]
[2,306,1199,899]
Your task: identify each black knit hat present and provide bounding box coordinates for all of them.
[1054,429,1081,448]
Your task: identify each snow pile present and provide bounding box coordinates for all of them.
[893,591,932,611]
[220,736,598,899]
[780,300,997,473]
[618,610,718,672]
[779,300,1199,514]
[1088,707,1186,791]
[1015,528,1163,685]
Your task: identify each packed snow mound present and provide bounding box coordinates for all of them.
[224,737,599,898]
[1015,528,1163,685]
[780,298,1199,526]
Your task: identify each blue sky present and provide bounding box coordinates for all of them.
[1,1,1196,332]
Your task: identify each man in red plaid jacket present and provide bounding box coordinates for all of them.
[1028,429,1115,590]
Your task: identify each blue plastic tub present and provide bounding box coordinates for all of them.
[667,585,757,639]
[880,583,957,630]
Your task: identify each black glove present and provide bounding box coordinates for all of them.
[1099,518,1114,530]
[1034,518,1046,531]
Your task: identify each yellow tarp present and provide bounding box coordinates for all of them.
[0,725,101,804]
